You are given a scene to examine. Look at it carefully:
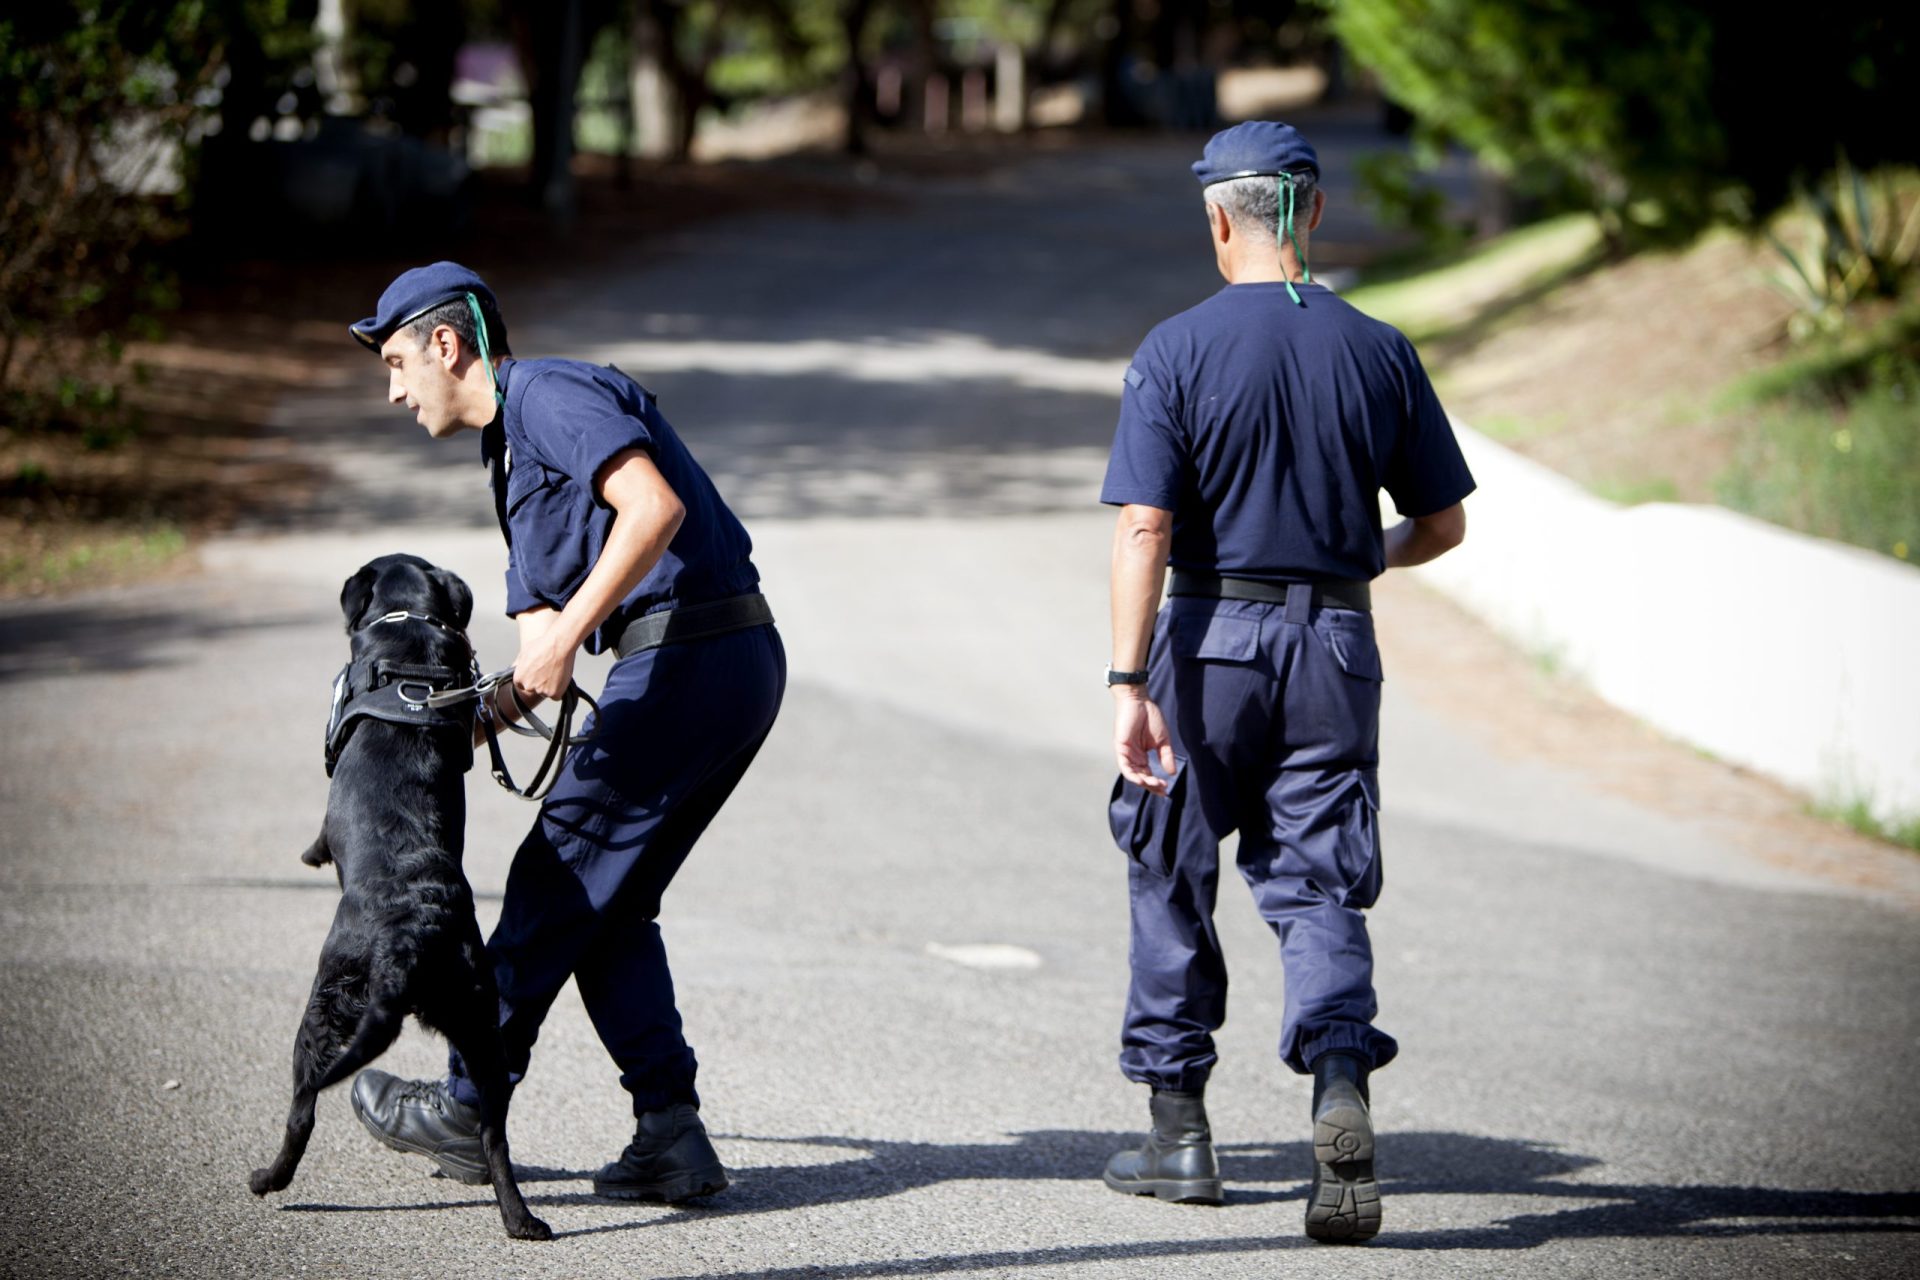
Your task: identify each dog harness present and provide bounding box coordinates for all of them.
[324,610,481,778]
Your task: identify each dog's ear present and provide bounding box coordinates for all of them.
[430,567,474,630]
[340,565,378,632]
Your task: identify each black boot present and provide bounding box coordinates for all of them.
[350,1070,488,1185]
[1103,1089,1225,1205]
[1305,1052,1381,1242]
[591,1103,729,1202]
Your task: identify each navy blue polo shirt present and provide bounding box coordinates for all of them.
[491,358,758,652]
[1101,282,1474,582]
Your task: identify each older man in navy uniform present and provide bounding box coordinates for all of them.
[340,263,784,1202]
[1100,123,1473,1243]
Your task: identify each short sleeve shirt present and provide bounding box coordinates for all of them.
[1100,282,1475,582]
[490,358,758,652]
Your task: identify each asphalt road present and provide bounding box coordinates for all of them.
[3,121,1917,1278]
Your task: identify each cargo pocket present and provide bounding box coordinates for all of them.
[1170,611,1260,663]
[1108,758,1188,876]
[1336,768,1383,908]
[1325,621,1383,682]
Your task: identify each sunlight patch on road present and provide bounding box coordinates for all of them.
[580,333,1127,396]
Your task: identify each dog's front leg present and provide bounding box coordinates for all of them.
[299,828,332,868]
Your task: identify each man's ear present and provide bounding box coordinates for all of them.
[1207,201,1232,246]
[340,565,378,632]
[430,567,474,630]
[1307,187,1326,234]
[432,323,462,373]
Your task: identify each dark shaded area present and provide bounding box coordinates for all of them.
[279,1127,1920,1259]
[0,599,319,683]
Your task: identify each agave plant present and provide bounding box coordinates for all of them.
[1767,161,1920,340]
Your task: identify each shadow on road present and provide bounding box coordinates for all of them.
[280,1128,1920,1259]
[0,597,317,683]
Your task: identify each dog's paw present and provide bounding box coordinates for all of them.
[508,1214,554,1242]
[248,1167,284,1197]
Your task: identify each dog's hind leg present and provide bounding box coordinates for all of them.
[250,971,403,1197]
[442,1006,551,1241]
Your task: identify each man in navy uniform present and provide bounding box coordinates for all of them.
[1099,123,1472,1243]
[341,263,784,1202]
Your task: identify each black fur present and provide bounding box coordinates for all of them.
[248,554,549,1242]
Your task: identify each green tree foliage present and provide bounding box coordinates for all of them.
[1328,0,1918,246]
[0,1,313,432]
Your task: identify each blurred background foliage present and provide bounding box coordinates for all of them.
[1,0,1915,571]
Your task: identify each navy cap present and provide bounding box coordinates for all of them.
[349,261,499,352]
[1191,120,1319,187]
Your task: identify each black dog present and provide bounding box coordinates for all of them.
[248,553,550,1242]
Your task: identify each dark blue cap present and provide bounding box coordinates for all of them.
[1191,121,1319,187]
[349,261,499,352]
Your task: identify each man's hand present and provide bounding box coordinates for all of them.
[512,624,578,702]
[1114,688,1177,794]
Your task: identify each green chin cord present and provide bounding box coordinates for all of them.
[466,292,504,408]
[1278,175,1311,307]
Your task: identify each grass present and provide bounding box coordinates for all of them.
[1812,795,1920,854]
[0,524,189,595]
[1715,307,1920,563]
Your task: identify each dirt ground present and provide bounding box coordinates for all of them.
[1423,230,1797,504]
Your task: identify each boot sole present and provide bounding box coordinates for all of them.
[1102,1170,1225,1206]
[592,1164,729,1203]
[1305,1101,1380,1243]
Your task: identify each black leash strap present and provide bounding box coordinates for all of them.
[472,670,600,802]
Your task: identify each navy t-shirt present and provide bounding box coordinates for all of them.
[490,357,758,652]
[1100,282,1475,582]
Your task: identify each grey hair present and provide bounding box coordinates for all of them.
[1204,171,1318,240]
[401,296,512,357]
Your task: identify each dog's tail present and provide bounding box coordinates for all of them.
[314,994,408,1092]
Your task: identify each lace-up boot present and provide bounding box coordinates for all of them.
[350,1069,487,1185]
[1102,1089,1225,1205]
[1305,1051,1380,1242]
[591,1103,729,1202]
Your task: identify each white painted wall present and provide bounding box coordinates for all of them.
[1401,425,1920,826]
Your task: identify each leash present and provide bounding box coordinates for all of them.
[456,667,599,803]
[328,609,597,802]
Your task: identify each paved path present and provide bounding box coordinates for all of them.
[3,124,1917,1277]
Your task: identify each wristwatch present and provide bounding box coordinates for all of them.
[1105,665,1150,687]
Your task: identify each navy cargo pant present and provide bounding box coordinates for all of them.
[1109,589,1398,1090]
[448,621,785,1114]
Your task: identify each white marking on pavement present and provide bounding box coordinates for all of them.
[925,941,1043,970]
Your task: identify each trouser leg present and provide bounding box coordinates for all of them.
[448,625,785,1104]
[574,715,777,1114]
[1119,837,1227,1092]
[1246,605,1396,1075]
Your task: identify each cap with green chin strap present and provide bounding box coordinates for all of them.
[465,292,503,409]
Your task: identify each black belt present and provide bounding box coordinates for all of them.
[612,592,775,659]
[1168,569,1371,613]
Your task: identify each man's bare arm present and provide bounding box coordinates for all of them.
[509,447,686,703]
[1384,501,1466,569]
[1111,503,1177,793]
